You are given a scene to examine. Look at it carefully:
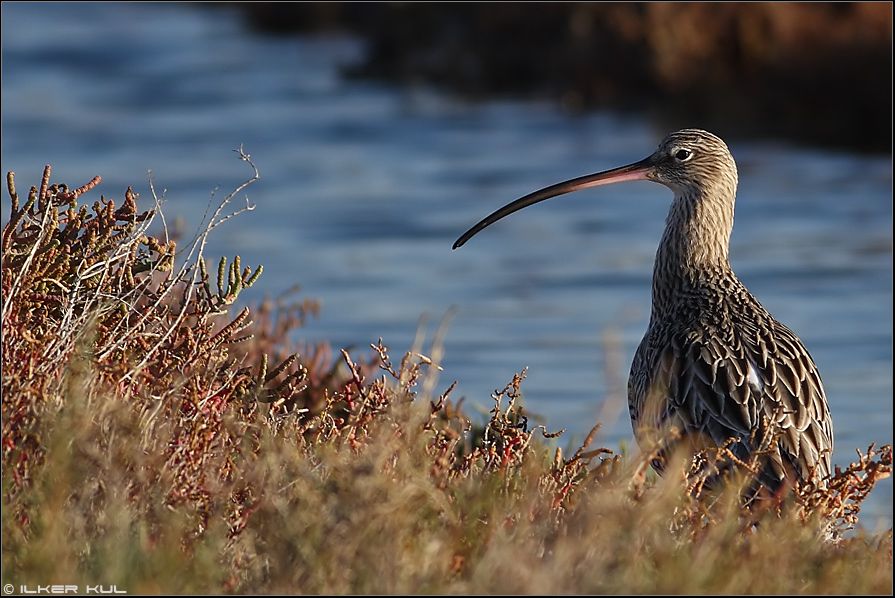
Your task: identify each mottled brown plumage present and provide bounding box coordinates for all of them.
[454,129,834,493]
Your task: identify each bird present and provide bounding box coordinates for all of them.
[453,129,834,497]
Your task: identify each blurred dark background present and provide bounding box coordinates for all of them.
[235,2,892,152]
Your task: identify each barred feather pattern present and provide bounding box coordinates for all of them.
[628,130,834,490]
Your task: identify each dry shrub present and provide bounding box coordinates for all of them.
[1,163,891,594]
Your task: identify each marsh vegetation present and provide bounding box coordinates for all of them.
[1,163,891,594]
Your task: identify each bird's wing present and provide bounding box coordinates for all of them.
[739,319,834,481]
[634,321,833,488]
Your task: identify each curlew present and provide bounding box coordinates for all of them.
[453,129,834,496]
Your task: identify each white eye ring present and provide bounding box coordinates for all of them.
[673,148,693,162]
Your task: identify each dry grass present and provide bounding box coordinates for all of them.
[1,162,892,594]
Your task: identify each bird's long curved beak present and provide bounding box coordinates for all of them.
[452,156,655,249]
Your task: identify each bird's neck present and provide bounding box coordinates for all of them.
[652,187,736,309]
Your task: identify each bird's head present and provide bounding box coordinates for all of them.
[453,128,738,250]
[648,129,738,196]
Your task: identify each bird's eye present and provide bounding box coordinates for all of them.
[673,148,693,162]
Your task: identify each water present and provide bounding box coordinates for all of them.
[2,3,891,526]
